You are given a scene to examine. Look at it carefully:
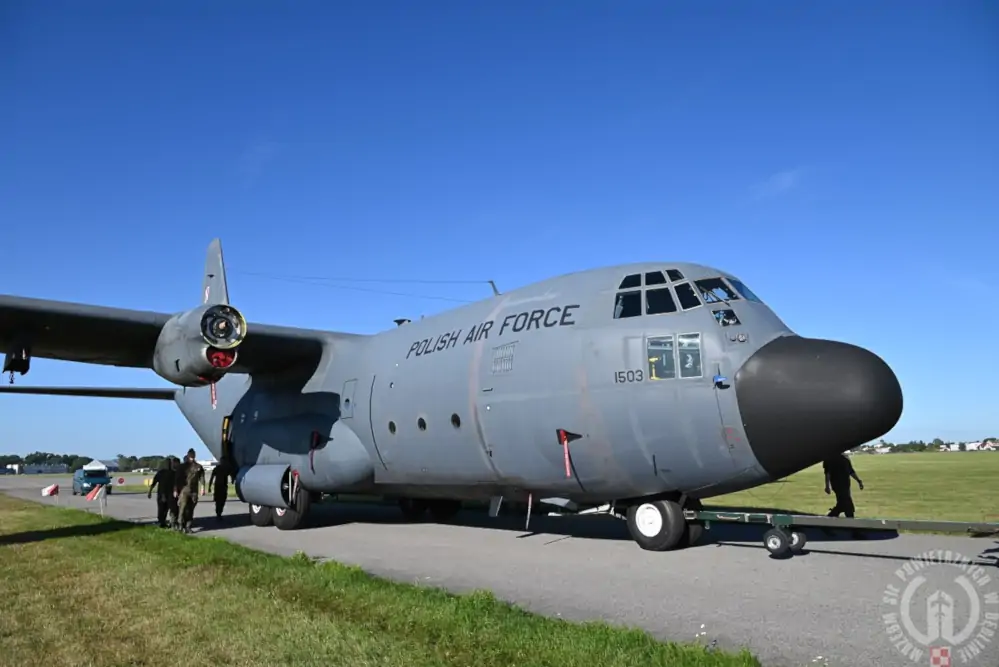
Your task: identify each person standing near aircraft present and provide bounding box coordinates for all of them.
[147,458,176,528]
[166,457,180,528]
[823,452,863,518]
[207,456,236,520]
[174,448,205,533]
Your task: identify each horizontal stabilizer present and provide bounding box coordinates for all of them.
[0,386,175,400]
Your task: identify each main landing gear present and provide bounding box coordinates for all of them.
[248,485,316,531]
[625,497,705,551]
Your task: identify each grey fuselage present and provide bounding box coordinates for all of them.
[175,261,902,506]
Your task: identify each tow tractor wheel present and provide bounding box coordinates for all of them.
[789,530,807,553]
[627,499,689,551]
[274,485,312,531]
[427,499,462,522]
[249,503,273,527]
[763,528,792,557]
[398,498,429,522]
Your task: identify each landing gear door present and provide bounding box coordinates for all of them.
[221,414,234,463]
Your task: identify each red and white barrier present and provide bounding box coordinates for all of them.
[41,483,59,499]
[85,484,107,516]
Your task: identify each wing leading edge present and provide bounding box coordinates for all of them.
[0,294,330,377]
[0,386,176,399]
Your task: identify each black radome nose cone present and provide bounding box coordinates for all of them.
[734,335,903,480]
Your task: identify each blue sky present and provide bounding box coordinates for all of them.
[2,1,997,459]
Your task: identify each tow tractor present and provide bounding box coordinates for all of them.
[682,509,999,558]
[533,496,999,558]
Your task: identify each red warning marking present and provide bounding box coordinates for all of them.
[557,429,572,478]
[117,477,125,485]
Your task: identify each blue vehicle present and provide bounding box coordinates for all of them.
[72,468,112,495]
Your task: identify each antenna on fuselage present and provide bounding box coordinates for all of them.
[488,280,500,296]
[393,319,410,327]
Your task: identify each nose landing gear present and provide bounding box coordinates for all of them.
[625,497,704,551]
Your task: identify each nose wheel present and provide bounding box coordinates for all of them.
[626,499,703,551]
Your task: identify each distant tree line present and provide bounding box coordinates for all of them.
[0,451,170,472]
[854,437,998,453]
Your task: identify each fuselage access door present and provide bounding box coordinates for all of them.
[473,330,594,495]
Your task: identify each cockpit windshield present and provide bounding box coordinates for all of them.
[726,277,763,303]
[693,278,740,304]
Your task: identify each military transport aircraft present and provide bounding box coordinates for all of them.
[0,240,903,551]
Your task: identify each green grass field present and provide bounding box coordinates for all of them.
[708,451,999,523]
[0,496,757,667]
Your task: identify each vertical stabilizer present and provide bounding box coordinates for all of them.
[202,238,230,305]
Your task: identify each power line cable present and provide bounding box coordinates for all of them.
[232,271,476,303]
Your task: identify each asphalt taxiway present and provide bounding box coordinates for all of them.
[2,474,997,667]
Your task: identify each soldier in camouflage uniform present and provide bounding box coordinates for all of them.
[208,456,236,520]
[166,457,180,528]
[173,448,205,533]
[147,458,176,528]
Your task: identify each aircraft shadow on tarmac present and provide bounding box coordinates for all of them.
[0,520,141,547]
[202,500,964,563]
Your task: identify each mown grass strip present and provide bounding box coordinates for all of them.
[0,495,759,667]
[711,451,999,530]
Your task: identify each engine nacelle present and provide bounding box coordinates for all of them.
[152,303,248,386]
[235,464,292,509]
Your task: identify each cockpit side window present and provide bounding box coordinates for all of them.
[677,333,703,378]
[694,278,740,303]
[666,269,684,282]
[613,291,642,319]
[645,271,667,286]
[618,274,641,289]
[727,277,763,303]
[673,282,701,310]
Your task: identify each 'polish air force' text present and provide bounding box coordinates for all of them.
[405,304,580,359]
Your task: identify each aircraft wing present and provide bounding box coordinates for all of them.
[0,294,327,375]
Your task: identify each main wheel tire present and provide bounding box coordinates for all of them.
[680,497,704,547]
[249,503,273,527]
[427,499,462,522]
[398,498,428,522]
[627,500,688,551]
[683,521,705,547]
[274,485,312,531]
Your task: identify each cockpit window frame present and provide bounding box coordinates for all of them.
[712,308,741,327]
[726,277,763,303]
[673,282,702,311]
[646,334,677,381]
[613,290,643,319]
[645,287,678,315]
[676,332,704,379]
[644,271,668,286]
[618,273,642,290]
[665,268,684,282]
[693,277,741,304]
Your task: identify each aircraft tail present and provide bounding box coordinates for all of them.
[201,238,230,306]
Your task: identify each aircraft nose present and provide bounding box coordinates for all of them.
[734,335,903,480]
